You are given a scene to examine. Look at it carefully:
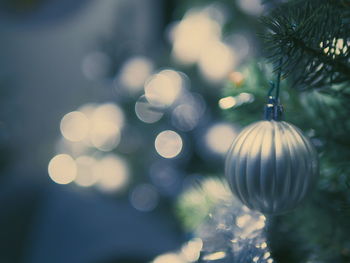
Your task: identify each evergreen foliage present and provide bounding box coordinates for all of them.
[261,0,350,90]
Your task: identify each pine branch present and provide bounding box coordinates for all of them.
[261,0,350,90]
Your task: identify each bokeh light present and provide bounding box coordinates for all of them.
[170,9,221,64]
[153,253,185,263]
[144,69,183,107]
[219,96,237,110]
[181,238,203,262]
[237,0,264,16]
[150,161,182,196]
[172,92,206,131]
[91,103,124,128]
[89,103,124,151]
[135,95,164,123]
[89,121,121,151]
[236,212,266,239]
[81,51,112,80]
[202,251,226,261]
[170,7,236,82]
[95,155,130,193]
[219,93,254,110]
[48,154,77,185]
[205,123,237,155]
[118,56,154,93]
[74,156,98,187]
[198,40,236,82]
[228,71,244,86]
[155,130,183,158]
[130,184,159,212]
[60,111,90,142]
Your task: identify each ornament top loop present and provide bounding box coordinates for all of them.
[264,57,284,121]
[264,96,283,121]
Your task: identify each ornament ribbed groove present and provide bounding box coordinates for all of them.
[225,120,319,214]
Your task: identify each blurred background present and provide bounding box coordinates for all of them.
[0,0,349,262]
[0,0,264,262]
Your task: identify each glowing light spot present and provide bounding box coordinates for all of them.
[219,96,237,109]
[130,184,159,212]
[74,156,98,187]
[181,238,203,262]
[60,111,89,142]
[48,154,77,185]
[198,41,236,82]
[144,70,183,107]
[135,95,163,123]
[82,51,111,80]
[230,34,251,60]
[228,71,244,86]
[236,214,251,228]
[150,161,181,195]
[237,0,264,15]
[171,10,221,64]
[267,258,274,263]
[155,130,183,158]
[153,253,185,263]
[202,251,226,261]
[172,104,200,131]
[92,103,124,127]
[205,123,237,154]
[261,242,267,249]
[238,92,254,103]
[231,238,238,243]
[95,155,129,192]
[89,103,124,151]
[89,121,121,151]
[253,256,259,262]
[264,252,271,259]
[119,56,154,93]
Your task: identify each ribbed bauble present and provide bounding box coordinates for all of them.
[225,120,319,214]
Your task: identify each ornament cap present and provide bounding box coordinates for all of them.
[264,96,283,121]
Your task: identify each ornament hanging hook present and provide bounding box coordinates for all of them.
[275,56,283,101]
[264,57,284,121]
[267,57,283,101]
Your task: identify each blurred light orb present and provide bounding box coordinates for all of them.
[135,95,163,124]
[89,103,124,151]
[60,111,89,142]
[171,10,221,64]
[48,154,77,185]
[181,238,203,262]
[230,34,251,61]
[153,253,185,263]
[92,103,124,127]
[199,41,236,82]
[238,92,254,103]
[228,71,245,86]
[131,184,159,212]
[172,104,201,131]
[89,121,120,151]
[237,0,264,15]
[95,155,129,192]
[119,56,154,93]
[144,70,183,107]
[205,123,237,155]
[202,251,226,261]
[77,103,97,118]
[150,161,181,195]
[82,51,112,80]
[219,96,237,110]
[155,130,183,158]
[74,156,98,187]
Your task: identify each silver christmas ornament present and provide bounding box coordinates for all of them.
[225,98,319,214]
